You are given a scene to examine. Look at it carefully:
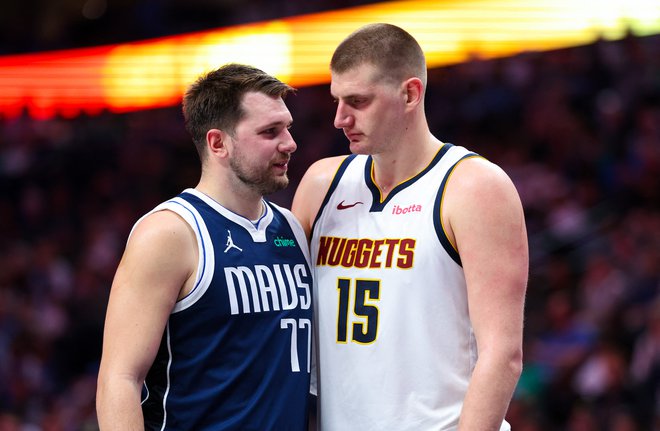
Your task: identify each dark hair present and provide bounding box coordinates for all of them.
[330,23,426,86]
[182,63,294,159]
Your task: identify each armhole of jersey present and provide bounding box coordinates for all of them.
[268,202,312,269]
[310,154,357,235]
[433,153,481,267]
[141,197,216,313]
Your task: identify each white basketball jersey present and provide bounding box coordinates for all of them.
[310,143,510,431]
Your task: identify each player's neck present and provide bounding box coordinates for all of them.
[371,131,441,197]
[195,177,264,221]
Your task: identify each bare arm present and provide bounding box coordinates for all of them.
[444,157,528,430]
[292,156,347,239]
[96,210,197,430]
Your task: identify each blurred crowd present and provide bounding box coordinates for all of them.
[0,20,658,431]
[0,0,380,55]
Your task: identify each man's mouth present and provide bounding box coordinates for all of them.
[345,132,363,142]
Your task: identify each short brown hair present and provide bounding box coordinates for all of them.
[182,63,294,158]
[330,23,426,87]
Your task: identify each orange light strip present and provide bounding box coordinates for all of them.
[1,0,658,119]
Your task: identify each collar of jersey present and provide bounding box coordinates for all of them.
[365,143,453,212]
[183,188,272,241]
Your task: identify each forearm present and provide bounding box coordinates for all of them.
[458,351,522,430]
[96,376,146,431]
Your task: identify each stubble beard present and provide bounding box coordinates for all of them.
[229,154,289,196]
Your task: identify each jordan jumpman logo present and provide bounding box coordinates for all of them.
[224,229,243,253]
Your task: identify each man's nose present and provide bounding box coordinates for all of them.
[334,102,353,129]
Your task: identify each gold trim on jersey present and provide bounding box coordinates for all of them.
[369,144,448,204]
[438,154,482,254]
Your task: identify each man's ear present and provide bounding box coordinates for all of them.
[206,128,229,158]
[403,77,424,108]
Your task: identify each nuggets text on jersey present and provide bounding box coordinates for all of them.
[316,236,415,269]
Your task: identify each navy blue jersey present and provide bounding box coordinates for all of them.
[138,188,312,430]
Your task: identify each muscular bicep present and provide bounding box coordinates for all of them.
[444,158,528,355]
[99,210,198,383]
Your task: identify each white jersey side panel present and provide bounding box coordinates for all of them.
[310,144,510,431]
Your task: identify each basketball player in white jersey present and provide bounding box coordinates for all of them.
[293,24,528,430]
[97,64,312,430]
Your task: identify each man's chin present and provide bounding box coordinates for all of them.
[349,141,370,155]
[261,177,289,196]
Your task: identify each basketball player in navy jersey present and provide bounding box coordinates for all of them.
[293,24,528,430]
[97,64,313,430]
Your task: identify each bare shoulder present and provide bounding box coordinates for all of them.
[128,209,196,251]
[119,209,198,295]
[447,156,521,205]
[302,155,349,184]
[442,156,525,245]
[293,155,349,238]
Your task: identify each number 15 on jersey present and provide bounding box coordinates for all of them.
[337,278,381,344]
